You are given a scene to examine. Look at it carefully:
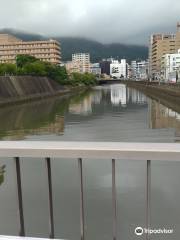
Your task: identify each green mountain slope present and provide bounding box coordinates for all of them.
[0,29,148,62]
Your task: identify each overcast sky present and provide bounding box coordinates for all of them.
[0,0,180,45]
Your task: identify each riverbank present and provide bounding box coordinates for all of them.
[123,80,180,113]
[0,76,90,107]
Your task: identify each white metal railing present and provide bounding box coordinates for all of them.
[0,141,180,240]
[0,141,180,160]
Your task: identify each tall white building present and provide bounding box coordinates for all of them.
[161,49,180,82]
[110,59,127,79]
[130,60,148,80]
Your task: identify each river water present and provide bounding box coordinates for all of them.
[0,84,180,240]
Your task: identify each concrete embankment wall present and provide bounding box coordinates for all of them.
[0,76,69,106]
[123,81,180,113]
[124,81,180,99]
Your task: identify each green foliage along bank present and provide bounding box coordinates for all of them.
[0,55,97,86]
[69,72,97,86]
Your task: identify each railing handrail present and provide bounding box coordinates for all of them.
[1,141,179,239]
[0,141,179,161]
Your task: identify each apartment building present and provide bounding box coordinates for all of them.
[110,59,127,79]
[161,49,180,82]
[131,60,148,79]
[99,58,115,76]
[90,63,101,75]
[0,34,61,65]
[149,23,180,79]
[72,53,91,73]
[131,60,137,78]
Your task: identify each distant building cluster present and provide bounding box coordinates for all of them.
[66,22,180,83]
[65,55,149,80]
[149,22,180,82]
[0,33,149,81]
[2,23,180,83]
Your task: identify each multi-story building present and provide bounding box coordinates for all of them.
[71,53,91,73]
[90,63,101,75]
[0,34,61,65]
[65,61,79,73]
[149,23,180,79]
[130,60,148,80]
[136,61,148,79]
[149,33,176,79]
[110,59,127,79]
[131,60,137,78]
[126,63,131,79]
[99,58,114,75]
[161,49,180,82]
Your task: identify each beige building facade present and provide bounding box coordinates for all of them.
[65,53,91,73]
[0,34,61,65]
[149,23,180,79]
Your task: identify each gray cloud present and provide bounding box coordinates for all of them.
[0,0,180,45]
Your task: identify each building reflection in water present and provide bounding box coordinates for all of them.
[149,100,180,140]
[69,84,148,115]
[110,84,127,106]
[149,100,180,129]
[69,95,93,115]
[0,98,66,140]
[69,90,103,115]
[0,165,5,187]
[110,84,147,106]
[127,88,147,104]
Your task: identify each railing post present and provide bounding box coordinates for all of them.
[78,158,85,240]
[112,159,117,240]
[14,157,25,236]
[46,157,55,239]
[146,160,151,240]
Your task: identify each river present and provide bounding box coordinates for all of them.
[0,84,180,240]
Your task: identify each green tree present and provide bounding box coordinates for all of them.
[16,55,38,68]
[70,72,97,86]
[0,54,96,86]
[0,64,17,75]
[23,62,47,76]
[44,63,68,84]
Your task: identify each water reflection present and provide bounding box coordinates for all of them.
[110,84,127,106]
[69,95,93,115]
[149,100,180,141]
[149,100,180,129]
[127,88,147,104]
[0,95,72,140]
[1,84,180,240]
[0,84,180,141]
[0,165,5,186]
